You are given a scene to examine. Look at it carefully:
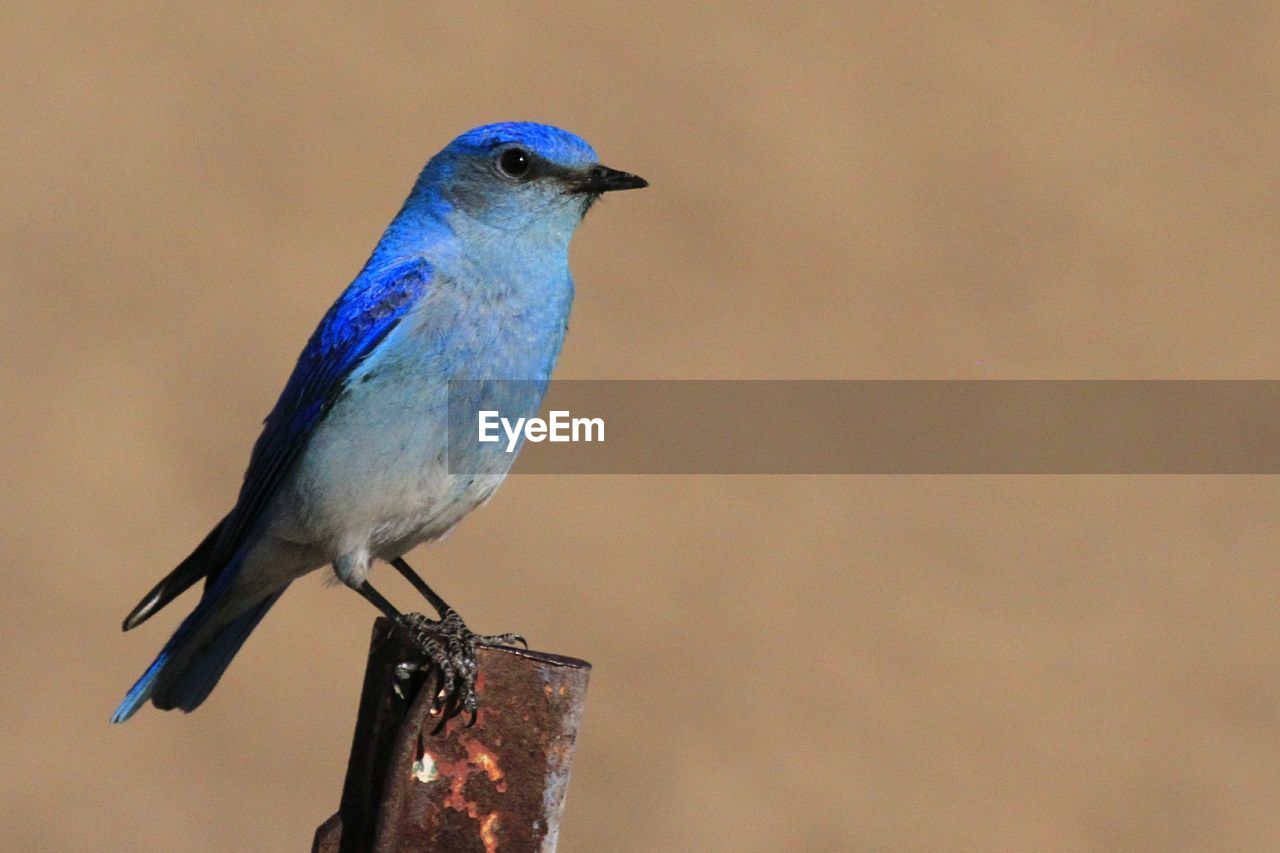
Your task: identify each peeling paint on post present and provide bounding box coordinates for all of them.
[313,618,591,852]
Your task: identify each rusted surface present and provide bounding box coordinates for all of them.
[314,618,591,852]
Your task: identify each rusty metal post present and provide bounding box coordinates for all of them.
[312,618,591,853]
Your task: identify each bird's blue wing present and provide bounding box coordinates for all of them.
[212,257,433,575]
[119,256,429,633]
[111,258,433,722]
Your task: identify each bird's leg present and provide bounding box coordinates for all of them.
[391,557,527,650]
[354,580,459,719]
[383,557,527,726]
[389,556,451,619]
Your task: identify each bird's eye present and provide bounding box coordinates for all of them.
[496,148,532,179]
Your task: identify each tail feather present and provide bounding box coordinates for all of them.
[111,546,278,723]
[110,651,170,724]
[152,590,285,712]
[122,517,226,632]
[111,588,284,722]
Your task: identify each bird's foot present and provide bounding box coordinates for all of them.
[392,610,527,731]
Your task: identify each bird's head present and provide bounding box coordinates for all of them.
[417,122,647,238]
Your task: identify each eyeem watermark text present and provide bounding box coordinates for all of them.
[478,410,605,453]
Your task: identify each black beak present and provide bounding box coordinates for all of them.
[571,164,649,194]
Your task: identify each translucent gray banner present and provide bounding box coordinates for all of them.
[446,381,1280,474]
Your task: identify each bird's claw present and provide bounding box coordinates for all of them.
[392,610,526,732]
[480,631,528,649]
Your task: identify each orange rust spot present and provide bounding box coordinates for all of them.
[428,735,510,821]
[479,811,500,853]
[464,739,505,784]
[434,756,481,818]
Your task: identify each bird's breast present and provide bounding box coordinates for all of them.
[274,265,573,555]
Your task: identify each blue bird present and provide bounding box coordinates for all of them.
[112,122,646,723]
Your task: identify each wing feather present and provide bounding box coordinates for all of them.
[210,258,432,582]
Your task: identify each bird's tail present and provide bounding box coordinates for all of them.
[111,589,284,723]
[122,516,227,632]
[110,649,170,724]
[156,590,284,712]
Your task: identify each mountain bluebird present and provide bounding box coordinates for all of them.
[112,122,646,724]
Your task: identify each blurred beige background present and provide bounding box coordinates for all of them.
[4,3,1280,851]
